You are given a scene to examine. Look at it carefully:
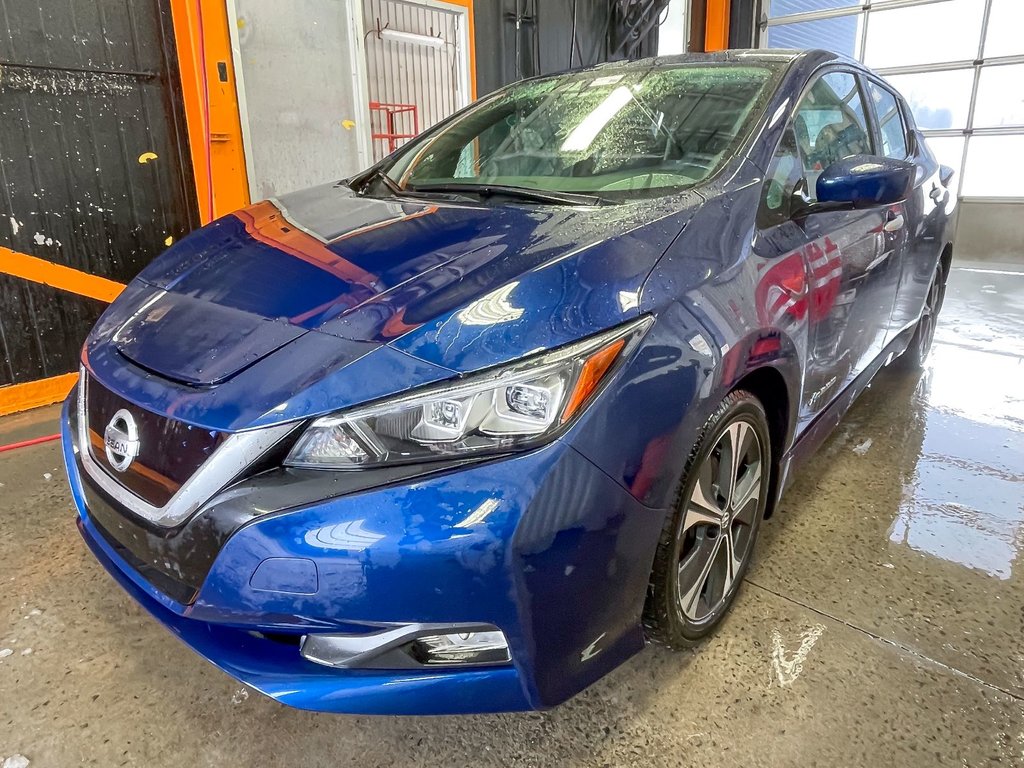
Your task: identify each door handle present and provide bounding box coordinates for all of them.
[883,212,904,232]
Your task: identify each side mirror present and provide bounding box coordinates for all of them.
[816,155,915,209]
[939,164,955,188]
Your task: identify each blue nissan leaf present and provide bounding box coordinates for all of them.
[62,49,954,714]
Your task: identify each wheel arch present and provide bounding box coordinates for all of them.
[728,364,792,519]
[939,242,953,278]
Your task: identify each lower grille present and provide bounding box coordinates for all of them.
[88,511,198,605]
[82,477,200,605]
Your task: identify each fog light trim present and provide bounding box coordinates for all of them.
[300,623,510,670]
[409,630,511,666]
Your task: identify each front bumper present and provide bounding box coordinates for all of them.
[62,395,665,714]
[76,512,528,714]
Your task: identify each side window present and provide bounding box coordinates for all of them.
[792,71,872,200]
[866,81,909,160]
[758,71,872,226]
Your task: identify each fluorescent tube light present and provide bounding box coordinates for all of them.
[381,28,446,49]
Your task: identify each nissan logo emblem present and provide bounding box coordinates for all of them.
[103,408,140,473]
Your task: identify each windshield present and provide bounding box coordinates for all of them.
[382,63,776,201]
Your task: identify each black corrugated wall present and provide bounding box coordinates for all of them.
[0,0,198,387]
[473,0,668,96]
[730,0,761,48]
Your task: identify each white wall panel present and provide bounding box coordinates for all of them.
[231,0,371,199]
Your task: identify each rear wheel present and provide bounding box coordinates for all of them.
[898,261,947,369]
[643,391,771,648]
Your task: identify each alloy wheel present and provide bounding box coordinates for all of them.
[675,419,763,624]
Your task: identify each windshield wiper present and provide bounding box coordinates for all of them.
[350,168,405,197]
[349,170,479,203]
[408,183,605,207]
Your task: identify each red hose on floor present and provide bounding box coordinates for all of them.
[0,433,61,453]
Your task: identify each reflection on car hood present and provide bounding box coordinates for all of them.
[87,182,699,430]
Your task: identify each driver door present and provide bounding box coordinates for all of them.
[763,70,903,429]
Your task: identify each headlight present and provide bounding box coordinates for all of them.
[285,316,653,469]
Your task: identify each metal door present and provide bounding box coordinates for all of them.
[0,0,198,388]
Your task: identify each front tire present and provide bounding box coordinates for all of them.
[643,390,772,649]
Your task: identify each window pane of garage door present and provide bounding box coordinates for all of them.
[961,135,1024,197]
[972,64,1024,129]
[984,0,1024,58]
[922,136,965,188]
[883,69,974,131]
[767,0,860,18]
[863,0,985,69]
[766,15,860,58]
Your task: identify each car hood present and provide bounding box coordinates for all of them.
[86,182,699,430]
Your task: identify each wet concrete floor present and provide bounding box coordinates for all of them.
[1,261,1022,767]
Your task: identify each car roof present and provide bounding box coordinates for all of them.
[577,48,863,74]
[514,49,872,89]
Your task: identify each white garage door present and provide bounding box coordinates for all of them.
[762,0,1024,202]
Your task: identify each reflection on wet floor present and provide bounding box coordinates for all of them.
[890,264,1024,580]
[889,342,1024,580]
[752,259,1024,706]
[936,263,1024,359]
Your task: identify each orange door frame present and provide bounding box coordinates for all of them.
[169,0,251,224]
[437,0,478,100]
[2,0,478,417]
[1,0,251,418]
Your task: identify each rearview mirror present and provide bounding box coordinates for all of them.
[816,155,915,209]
